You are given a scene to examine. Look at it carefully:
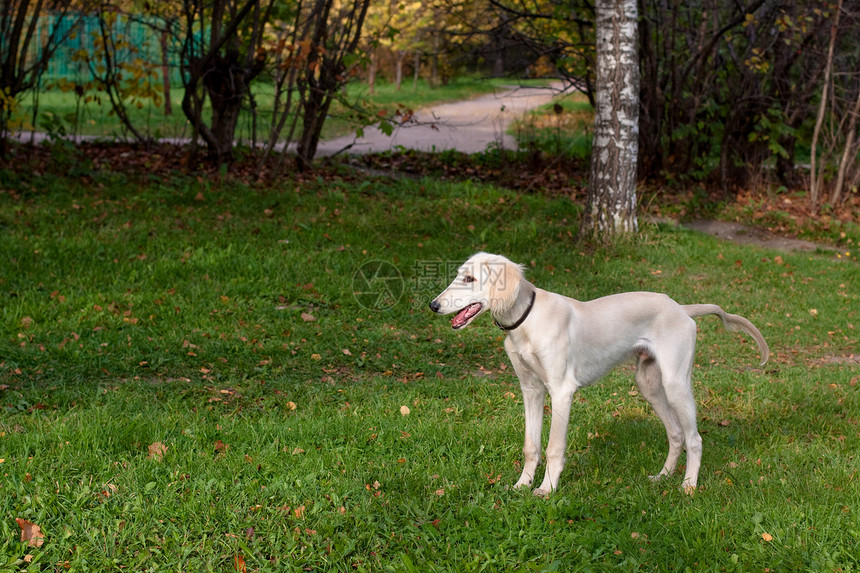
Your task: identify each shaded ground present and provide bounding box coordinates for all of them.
[4,79,857,257]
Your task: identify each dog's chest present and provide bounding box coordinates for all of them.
[505,339,551,382]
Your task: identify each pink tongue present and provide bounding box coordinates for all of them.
[451,303,481,328]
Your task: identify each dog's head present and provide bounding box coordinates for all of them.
[428,252,524,329]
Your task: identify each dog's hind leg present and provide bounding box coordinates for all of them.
[664,380,702,494]
[658,352,702,494]
[635,353,685,484]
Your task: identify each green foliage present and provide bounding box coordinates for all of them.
[749,108,796,160]
[0,169,858,570]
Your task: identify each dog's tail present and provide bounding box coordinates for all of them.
[683,304,770,366]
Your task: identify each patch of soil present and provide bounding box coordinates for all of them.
[681,219,837,253]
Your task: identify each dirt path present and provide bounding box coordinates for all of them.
[316,84,562,157]
[680,219,839,253]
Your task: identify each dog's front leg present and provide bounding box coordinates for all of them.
[514,382,545,489]
[534,387,574,497]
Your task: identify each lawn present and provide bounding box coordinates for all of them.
[0,157,858,571]
[14,76,528,144]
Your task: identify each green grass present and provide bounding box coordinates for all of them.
[0,164,858,571]
[14,77,522,143]
[513,93,594,159]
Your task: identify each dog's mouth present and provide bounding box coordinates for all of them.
[451,303,483,329]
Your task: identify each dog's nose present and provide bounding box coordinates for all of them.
[429,300,441,313]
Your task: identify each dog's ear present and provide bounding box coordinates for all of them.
[485,258,523,313]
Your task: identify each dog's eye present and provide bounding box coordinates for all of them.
[463,275,476,283]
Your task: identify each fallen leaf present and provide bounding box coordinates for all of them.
[400,405,410,416]
[341,348,352,356]
[214,440,229,454]
[301,312,316,322]
[16,518,45,548]
[100,484,118,498]
[234,554,246,572]
[286,401,297,411]
[148,442,167,461]
[762,532,773,542]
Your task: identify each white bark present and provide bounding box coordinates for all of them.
[581,0,640,241]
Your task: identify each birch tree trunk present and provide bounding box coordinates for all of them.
[579,0,640,242]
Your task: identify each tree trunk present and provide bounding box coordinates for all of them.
[809,0,841,211]
[161,29,172,115]
[429,30,440,88]
[580,0,640,242]
[368,48,377,95]
[294,0,371,169]
[832,84,860,205]
[412,51,420,92]
[202,51,264,161]
[395,50,404,91]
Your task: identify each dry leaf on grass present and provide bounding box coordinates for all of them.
[148,442,167,461]
[301,312,316,322]
[16,518,45,548]
[400,405,410,416]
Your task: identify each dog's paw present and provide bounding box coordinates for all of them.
[683,484,697,496]
[533,488,551,499]
[647,474,663,483]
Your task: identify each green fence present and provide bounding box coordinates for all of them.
[36,12,183,86]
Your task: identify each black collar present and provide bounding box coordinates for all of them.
[494,290,536,331]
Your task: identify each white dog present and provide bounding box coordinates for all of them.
[429,252,769,496]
